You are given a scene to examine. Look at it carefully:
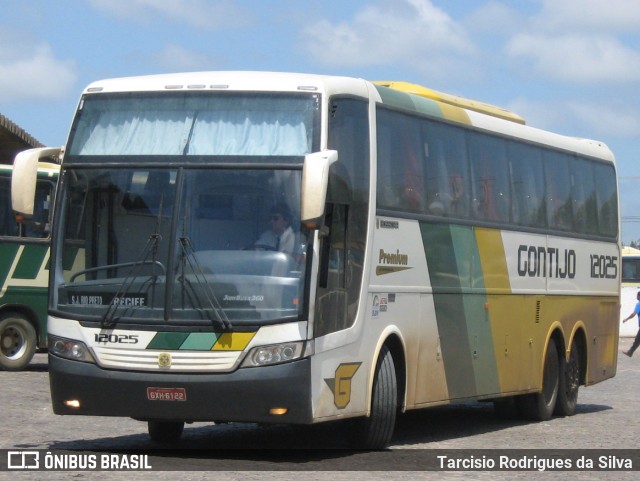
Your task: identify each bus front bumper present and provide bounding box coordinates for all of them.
[49,354,313,424]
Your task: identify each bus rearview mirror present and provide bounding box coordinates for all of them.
[12,147,62,216]
[301,150,338,229]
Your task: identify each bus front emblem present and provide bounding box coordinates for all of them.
[158,353,172,368]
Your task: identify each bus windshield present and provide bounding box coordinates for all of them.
[53,90,320,326]
[55,166,308,326]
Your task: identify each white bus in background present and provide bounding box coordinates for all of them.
[13,72,620,448]
[620,246,640,337]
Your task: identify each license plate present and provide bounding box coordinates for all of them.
[147,387,187,401]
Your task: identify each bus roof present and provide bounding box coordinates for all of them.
[81,71,371,97]
[79,71,615,164]
[373,82,614,163]
[374,81,526,125]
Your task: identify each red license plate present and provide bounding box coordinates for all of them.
[147,387,187,401]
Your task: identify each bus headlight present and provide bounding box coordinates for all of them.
[241,341,308,368]
[49,335,96,364]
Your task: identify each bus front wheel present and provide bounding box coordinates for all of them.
[148,420,184,443]
[518,338,559,421]
[351,345,397,449]
[0,313,37,371]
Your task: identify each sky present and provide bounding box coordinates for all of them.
[1,0,639,242]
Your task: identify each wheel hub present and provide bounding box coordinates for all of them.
[1,327,25,359]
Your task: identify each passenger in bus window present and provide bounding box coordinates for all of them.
[622,290,640,357]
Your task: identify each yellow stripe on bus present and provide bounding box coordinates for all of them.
[212,332,257,351]
[475,228,511,293]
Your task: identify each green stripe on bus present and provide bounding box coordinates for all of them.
[146,332,226,351]
[146,332,190,350]
[0,243,20,285]
[374,84,471,124]
[421,223,477,398]
[421,222,501,398]
[375,85,443,119]
[180,333,220,350]
[375,85,418,112]
[13,244,49,279]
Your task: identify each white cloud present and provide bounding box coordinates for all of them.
[566,101,640,139]
[539,0,640,33]
[89,0,253,29]
[496,0,640,85]
[506,33,640,84]
[464,1,527,36]
[300,0,474,75]
[0,33,76,103]
[152,44,220,71]
[508,96,640,141]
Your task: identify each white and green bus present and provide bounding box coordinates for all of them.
[13,72,619,448]
[0,160,58,370]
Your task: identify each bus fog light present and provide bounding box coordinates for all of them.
[64,399,81,409]
[242,341,305,367]
[269,407,288,416]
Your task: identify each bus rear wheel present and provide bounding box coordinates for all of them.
[555,340,581,416]
[351,345,397,449]
[0,314,37,371]
[148,420,184,443]
[518,338,559,421]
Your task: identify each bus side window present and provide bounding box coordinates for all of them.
[316,203,348,336]
[319,203,347,290]
[544,151,573,231]
[571,158,598,235]
[594,162,618,238]
[423,120,470,219]
[8,181,53,239]
[14,180,53,239]
[468,133,510,223]
[509,142,545,228]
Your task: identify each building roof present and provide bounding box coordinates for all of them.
[0,113,43,163]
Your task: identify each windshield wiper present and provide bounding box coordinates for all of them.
[100,195,167,328]
[100,233,164,328]
[178,236,232,331]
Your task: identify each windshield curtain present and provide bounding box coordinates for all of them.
[54,166,308,326]
[68,93,318,157]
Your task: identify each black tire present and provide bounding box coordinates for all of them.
[148,420,184,443]
[517,338,559,421]
[352,345,397,449]
[555,340,581,416]
[0,314,37,371]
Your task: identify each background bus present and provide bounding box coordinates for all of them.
[0,161,58,370]
[13,72,619,448]
[621,246,640,337]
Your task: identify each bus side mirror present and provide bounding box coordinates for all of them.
[301,150,338,230]
[12,147,62,216]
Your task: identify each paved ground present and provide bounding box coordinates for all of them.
[1,337,638,480]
